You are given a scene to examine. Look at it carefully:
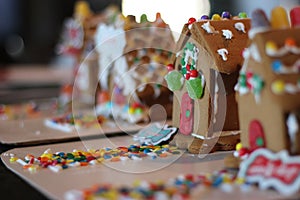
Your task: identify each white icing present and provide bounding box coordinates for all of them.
[248,27,270,39]
[287,113,299,154]
[213,70,219,123]
[217,48,228,61]
[222,29,233,39]
[234,22,246,33]
[266,44,300,57]
[249,44,261,62]
[44,119,73,133]
[201,22,219,34]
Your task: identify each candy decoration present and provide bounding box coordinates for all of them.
[251,9,270,29]
[270,6,290,29]
[140,14,148,23]
[238,12,248,19]
[271,80,285,94]
[236,71,264,103]
[11,144,181,173]
[271,60,281,73]
[186,77,203,99]
[188,17,196,25]
[212,14,221,21]
[265,41,278,55]
[65,170,249,200]
[221,11,231,19]
[164,71,184,91]
[290,6,300,27]
[200,15,209,20]
[166,63,174,71]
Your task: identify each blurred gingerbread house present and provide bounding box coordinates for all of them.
[165,12,251,153]
[236,7,300,155]
[95,13,175,123]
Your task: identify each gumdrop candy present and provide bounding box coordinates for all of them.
[164,71,184,91]
[251,9,270,29]
[290,6,300,27]
[186,77,203,99]
[270,6,290,29]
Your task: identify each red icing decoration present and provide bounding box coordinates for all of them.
[239,149,300,196]
[188,18,196,25]
[249,120,266,150]
[179,92,194,135]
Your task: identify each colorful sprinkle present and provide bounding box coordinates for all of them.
[65,170,253,200]
[11,144,180,173]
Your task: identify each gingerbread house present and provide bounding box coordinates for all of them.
[95,13,175,123]
[236,8,300,155]
[165,12,251,153]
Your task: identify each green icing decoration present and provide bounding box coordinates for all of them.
[164,71,184,91]
[186,77,203,99]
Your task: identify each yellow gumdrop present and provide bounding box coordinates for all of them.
[212,14,221,20]
[272,80,285,94]
[265,41,278,51]
[236,143,242,151]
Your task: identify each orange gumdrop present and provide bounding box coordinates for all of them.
[285,38,296,47]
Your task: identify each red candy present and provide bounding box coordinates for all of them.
[290,6,300,27]
[167,63,174,71]
[190,70,198,78]
[188,17,196,25]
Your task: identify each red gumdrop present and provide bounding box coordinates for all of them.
[185,73,190,80]
[190,70,198,77]
[188,17,196,25]
[167,64,174,71]
[186,64,191,71]
[290,6,300,27]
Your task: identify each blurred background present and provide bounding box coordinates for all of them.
[1,0,298,65]
[0,0,298,103]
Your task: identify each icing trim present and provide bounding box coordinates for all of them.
[222,29,233,39]
[217,48,228,61]
[272,59,300,74]
[201,22,219,34]
[234,22,246,33]
[266,41,300,57]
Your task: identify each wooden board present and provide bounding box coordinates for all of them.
[1,136,291,200]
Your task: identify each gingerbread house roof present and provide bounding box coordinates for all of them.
[177,18,251,74]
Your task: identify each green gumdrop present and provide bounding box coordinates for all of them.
[140,14,148,23]
[186,77,203,99]
[238,12,247,18]
[164,71,184,91]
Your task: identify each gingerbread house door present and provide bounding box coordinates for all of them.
[249,120,266,150]
[179,92,194,135]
